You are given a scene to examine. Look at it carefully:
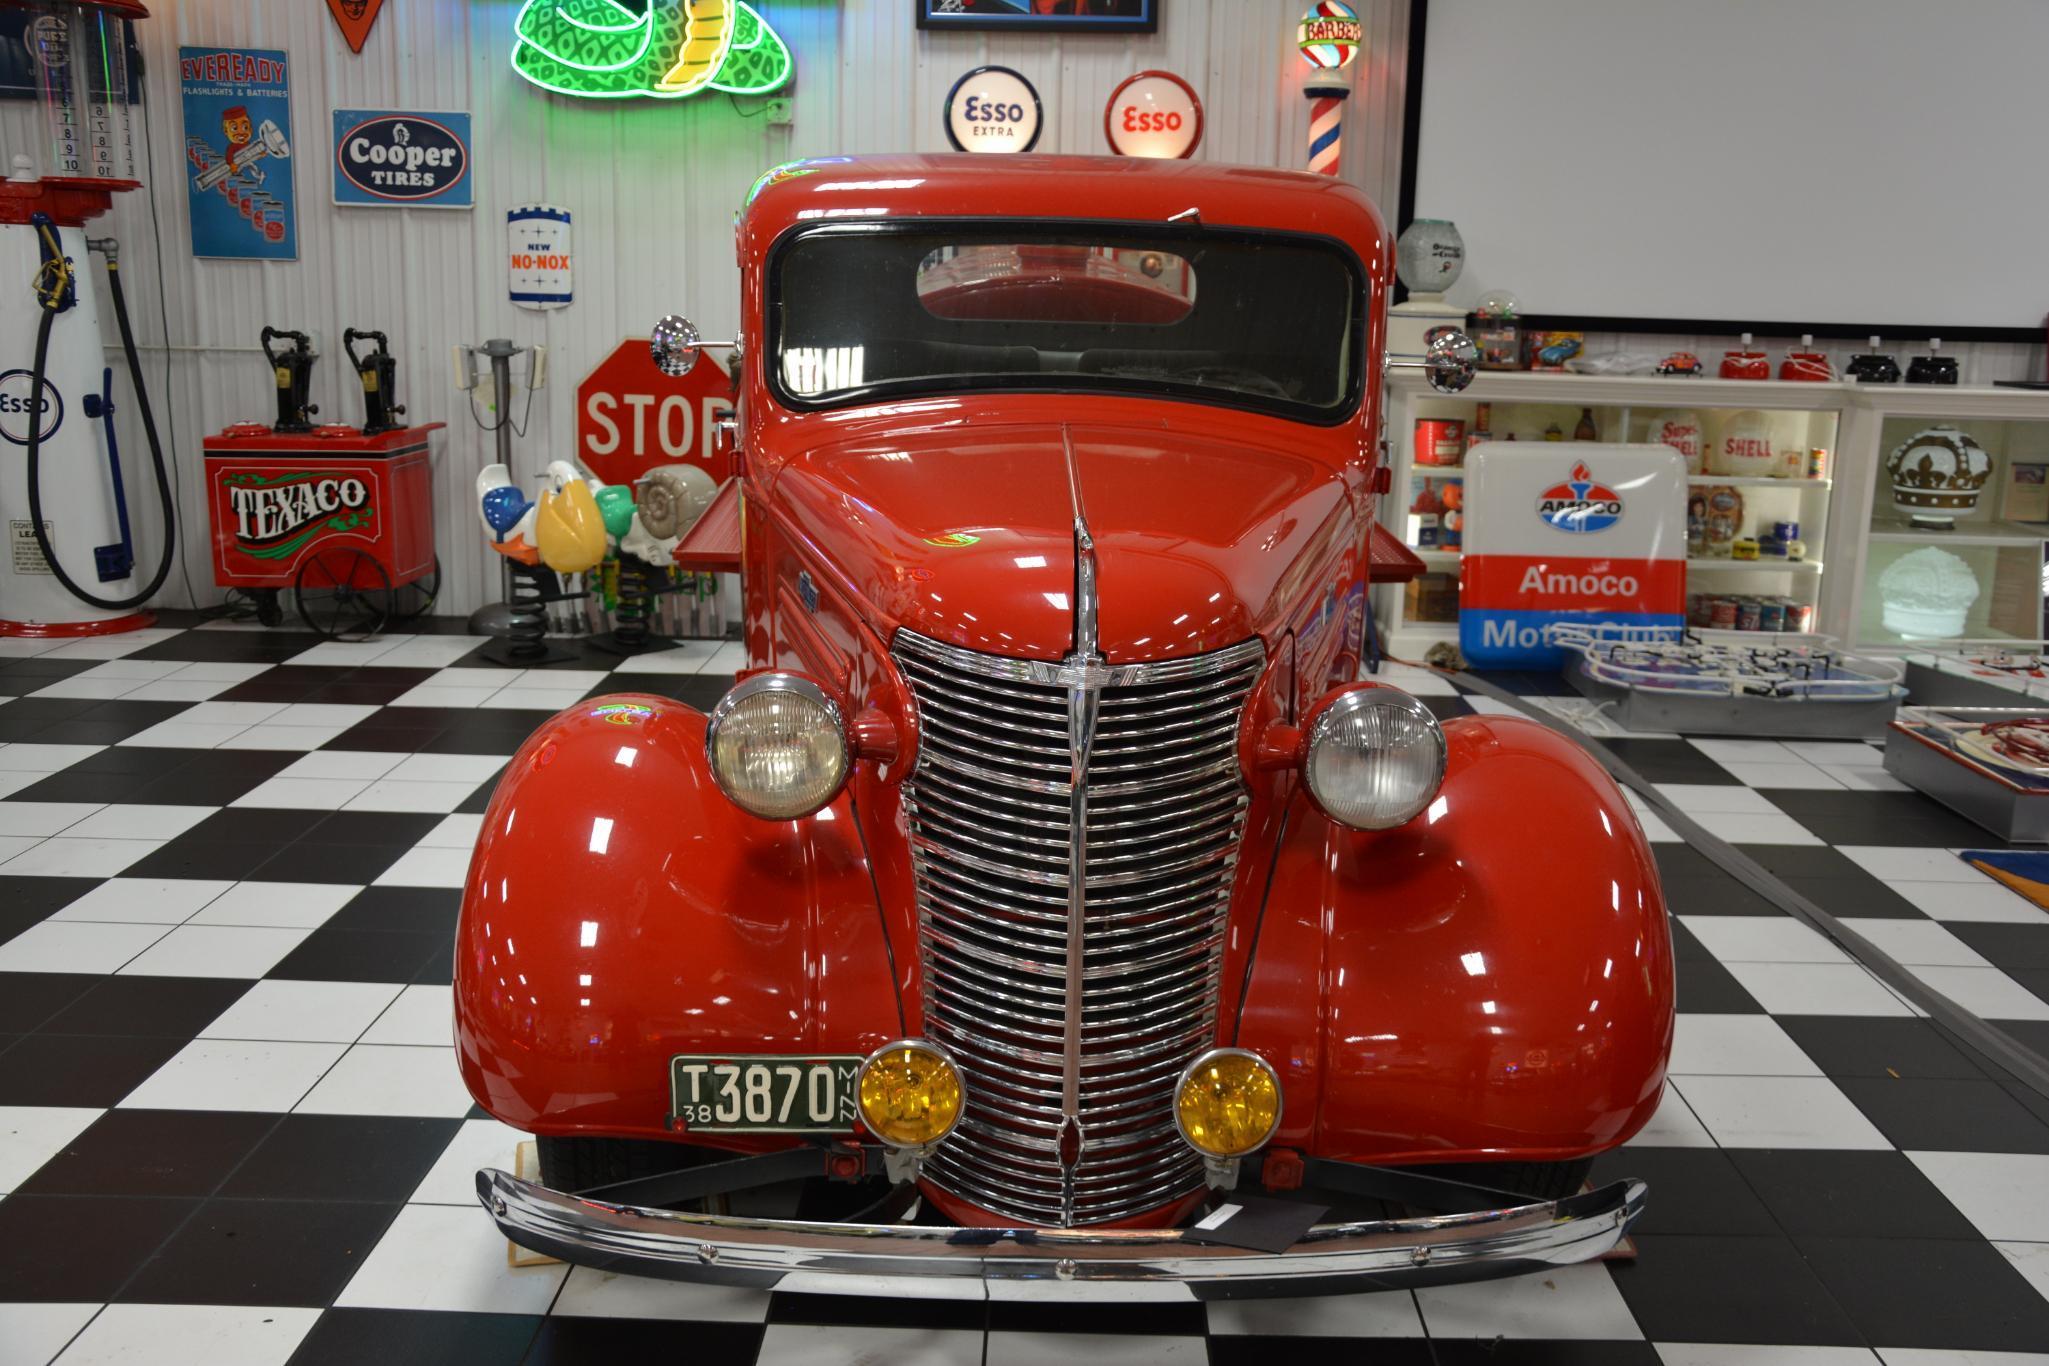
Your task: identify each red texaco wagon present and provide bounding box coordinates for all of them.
[202,422,443,638]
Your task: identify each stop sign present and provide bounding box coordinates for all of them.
[575,338,733,488]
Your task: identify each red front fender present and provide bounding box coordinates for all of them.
[453,693,904,1141]
[1236,714,1674,1166]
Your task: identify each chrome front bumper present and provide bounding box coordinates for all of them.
[477,1168,1646,1298]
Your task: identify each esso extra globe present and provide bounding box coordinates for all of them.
[944,66,1042,154]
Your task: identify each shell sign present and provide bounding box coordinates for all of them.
[512,0,792,100]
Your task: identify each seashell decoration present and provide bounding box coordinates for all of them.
[1885,425,1992,527]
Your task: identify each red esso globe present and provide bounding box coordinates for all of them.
[1104,71,1204,159]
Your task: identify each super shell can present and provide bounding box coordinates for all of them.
[1758,598,1786,632]
[1735,598,1763,631]
[1783,601,1814,633]
[1709,596,1739,629]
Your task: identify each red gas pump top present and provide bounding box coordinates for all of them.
[203,421,447,454]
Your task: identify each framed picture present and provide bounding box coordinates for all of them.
[916,1,1158,35]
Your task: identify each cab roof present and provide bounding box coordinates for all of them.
[738,154,1389,266]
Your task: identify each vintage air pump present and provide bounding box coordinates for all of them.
[1,0,176,637]
[259,325,319,433]
[342,327,405,435]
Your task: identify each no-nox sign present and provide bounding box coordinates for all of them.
[576,338,731,487]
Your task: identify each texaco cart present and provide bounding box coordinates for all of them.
[202,422,443,638]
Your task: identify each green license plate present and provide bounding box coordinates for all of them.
[669,1054,863,1133]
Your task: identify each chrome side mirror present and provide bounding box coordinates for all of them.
[1386,328,1479,394]
[650,314,704,378]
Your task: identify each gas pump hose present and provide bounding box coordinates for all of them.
[23,226,177,611]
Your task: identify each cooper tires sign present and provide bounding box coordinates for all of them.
[332,109,473,208]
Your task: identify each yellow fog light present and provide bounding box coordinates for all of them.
[857,1040,964,1149]
[1175,1048,1282,1159]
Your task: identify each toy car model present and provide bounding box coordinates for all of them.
[1536,336,1584,366]
[1657,350,1704,376]
[457,154,1675,1294]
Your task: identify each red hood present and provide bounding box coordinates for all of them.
[771,417,1350,664]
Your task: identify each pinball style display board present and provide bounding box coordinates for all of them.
[1887,706,2049,842]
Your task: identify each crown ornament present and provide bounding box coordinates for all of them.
[1885,425,1991,527]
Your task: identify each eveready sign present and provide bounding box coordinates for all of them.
[181,52,286,84]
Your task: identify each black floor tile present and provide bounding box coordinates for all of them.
[20,1109,276,1197]
[252,841,411,884]
[0,971,96,1032]
[123,838,280,881]
[325,886,462,935]
[220,1115,462,1202]
[1674,955,1764,1013]
[1836,1075,2049,1152]
[129,750,299,806]
[325,722,449,752]
[1769,791,2015,848]
[131,633,320,663]
[0,657,97,687]
[1607,1233,1863,1345]
[1796,1234,2049,1351]
[1603,739,1742,785]
[0,876,94,939]
[1666,918,1714,964]
[1209,1339,1433,1366]
[301,811,442,846]
[35,975,251,1038]
[618,674,729,710]
[409,945,455,986]
[287,1308,539,1366]
[120,1197,403,1307]
[1779,872,1931,920]
[9,770,159,804]
[1423,695,1474,722]
[522,1317,764,1364]
[1588,1147,1776,1237]
[1946,921,2049,974]
[53,745,196,777]
[1660,866,1783,917]
[0,1193,199,1299]
[1737,845,1882,882]
[267,926,450,983]
[767,1290,984,1329]
[1427,1346,1659,1366]
[175,807,332,845]
[1727,1149,1981,1239]
[1775,1017,1990,1081]
[0,1031,189,1106]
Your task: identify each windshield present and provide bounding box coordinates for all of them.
[767,223,1364,422]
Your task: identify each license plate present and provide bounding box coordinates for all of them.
[669,1054,863,1133]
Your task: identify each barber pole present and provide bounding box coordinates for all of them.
[1297,2,1361,177]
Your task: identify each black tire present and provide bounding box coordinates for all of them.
[1423,1158,1593,1202]
[537,1135,715,1198]
[293,547,392,641]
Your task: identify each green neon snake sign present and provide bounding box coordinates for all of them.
[513,0,793,100]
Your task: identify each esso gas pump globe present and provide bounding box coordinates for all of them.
[0,0,178,639]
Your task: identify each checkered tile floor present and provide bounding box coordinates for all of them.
[3,619,2048,1366]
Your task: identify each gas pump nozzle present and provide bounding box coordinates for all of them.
[194,119,290,192]
[259,325,319,433]
[343,327,406,435]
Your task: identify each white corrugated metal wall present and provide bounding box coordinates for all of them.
[9,0,1414,614]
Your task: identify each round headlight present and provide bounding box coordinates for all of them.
[1175,1048,1281,1159]
[705,674,850,821]
[1302,685,1447,831]
[857,1040,964,1148]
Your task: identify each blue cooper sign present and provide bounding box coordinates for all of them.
[332,109,472,209]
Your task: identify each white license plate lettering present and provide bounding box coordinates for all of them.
[670,1054,863,1133]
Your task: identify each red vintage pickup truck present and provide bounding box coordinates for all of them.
[456,153,1673,1295]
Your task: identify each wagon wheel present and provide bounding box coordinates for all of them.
[294,547,393,641]
[390,554,441,622]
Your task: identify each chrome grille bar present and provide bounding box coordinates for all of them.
[894,618,1264,1228]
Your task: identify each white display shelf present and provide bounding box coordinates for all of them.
[1688,475,1831,490]
[1434,370,1853,413]
[1866,517,2049,547]
[1687,557,1823,575]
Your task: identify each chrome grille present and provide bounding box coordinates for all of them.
[894,629,1265,1227]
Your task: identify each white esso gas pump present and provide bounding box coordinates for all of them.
[0,0,175,637]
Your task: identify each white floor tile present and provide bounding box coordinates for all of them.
[0,837,162,878]
[52,1303,319,1366]
[335,1203,567,1312]
[61,805,216,841]
[388,683,499,709]
[478,685,590,710]
[410,1118,529,1206]
[276,750,404,781]
[0,1105,101,1193]
[1658,1348,1880,1366]
[1207,1289,1423,1336]
[0,743,104,771]
[1417,1261,1643,1340]
[41,628,181,660]
[1691,810,1822,845]
[118,720,249,749]
[1839,846,1991,882]
[1908,1152,2049,1242]
[1653,784,1785,814]
[199,980,402,1043]
[1837,919,1991,969]
[360,985,452,1046]
[1911,966,2049,1020]
[342,779,476,813]
[1691,738,1795,761]
[1680,915,1849,965]
[383,753,506,784]
[1669,1014,1822,1076]
[50,878,233,926]
[1675,1075,1892,1148]
[186,881,359,930]
[285,639,403,667]
[117,924,313,979]
[1719,762,1847,790]
[1780,740,1889,769]
[366,636,486,667]
[231,777,370,810]
[121,678,241,703]
[118,1039,345,1112]
[0,920,167,974]
[0,1302,102,1366]
[1630,806,1684,844]
[295,1043,473,1116]
[163,661,274,684]
[500,668,609,690]
[179,701,291,726]
[1820,766,1912,792]
[373,845,472,888]
[554,1265,772,1321]
[0,834,40,863]
[1876,1350,2049,1366]
[217,724,352,752]
[32,677,140,700]
[0,802,102,836]
[1625,1081,1716,1148]
[1992,1241,2049,1314]
[985,1333,1205,1365]
[268,702,381,727]
[706,642,747,674]
[757,1326,984,1366]
[1723,962,1920,1016]
[1896,880,2048,924]
[418,814,485,849]
[612,640,720,673]
[0,773,46,799]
